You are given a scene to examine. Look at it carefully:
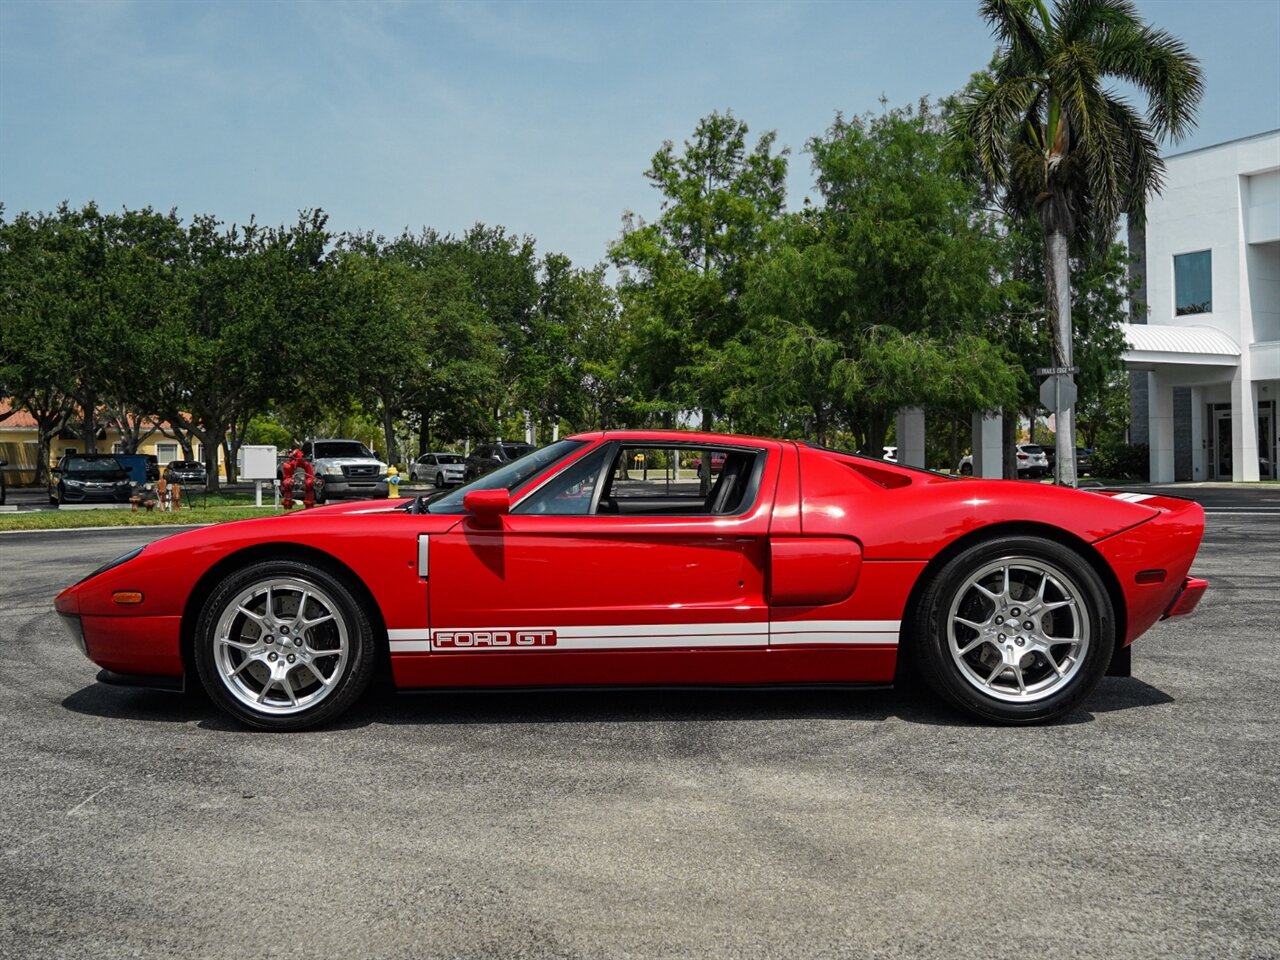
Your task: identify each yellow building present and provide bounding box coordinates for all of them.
[0,400,227,485]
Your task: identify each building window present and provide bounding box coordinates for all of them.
[1174,250,1212,316]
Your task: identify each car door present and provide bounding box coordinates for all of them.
[425,439,780,686]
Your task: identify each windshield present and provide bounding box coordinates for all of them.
[65,457,125,475]
[427,440,584,514]
[313,441,375,459]
[169,461,202,469]
[435,454,464,465]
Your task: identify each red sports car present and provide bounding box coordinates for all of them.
[54,431,1207,731]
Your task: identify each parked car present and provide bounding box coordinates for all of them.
[55,430,1208,731]
[302,440,388,502]
[164,460,208,485]
[1044,447,1093,477]
[411,452,466,488]
[49,454,134,505]
[958,444,1049,479]
[463,442,536,481]
[688,451,727,474]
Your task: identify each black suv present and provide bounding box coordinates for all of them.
[49,455,134,505]
[165,460,208,485]
[463,442,536,481]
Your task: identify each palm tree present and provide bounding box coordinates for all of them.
[953,0,1203,485]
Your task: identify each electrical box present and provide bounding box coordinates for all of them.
[241,445,278,481]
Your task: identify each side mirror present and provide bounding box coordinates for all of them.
[464,489,510,528]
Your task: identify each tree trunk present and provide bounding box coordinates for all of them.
[192,423,222,494]
[1042,211,1078,487]
[80,390,98,454]
[1003,413,1017,480]
[868,411,888,457]
[699,409,714,496]
[380,402,397,467]
[418,410,431,457]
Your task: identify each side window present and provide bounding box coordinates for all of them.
[600,446,763,516]
[514,445,612,515]
[1174,250,1212,316]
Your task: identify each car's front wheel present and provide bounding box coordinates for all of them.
[434,472,445,488]
[194,560,376,730]
[911,536,1114,724]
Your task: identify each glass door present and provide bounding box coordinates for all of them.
[1261,405,1275,481]
[1212,409,1232,480]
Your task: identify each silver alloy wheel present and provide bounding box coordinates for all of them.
[946,556,1090,703]
[211,576,350,716]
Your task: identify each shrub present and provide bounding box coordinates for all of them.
[1091,441,1149,481]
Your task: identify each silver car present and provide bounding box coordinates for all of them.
[411,452,466,488]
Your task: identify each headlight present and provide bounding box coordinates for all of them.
[64,477,86,487]
[77,546,145,585]
[324,465,344,477]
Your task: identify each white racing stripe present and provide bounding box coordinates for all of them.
[387,619,900,653]
[1110,492,1157,503]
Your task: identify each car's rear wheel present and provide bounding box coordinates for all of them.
[912,536,1114,724]
[194,560,376,730]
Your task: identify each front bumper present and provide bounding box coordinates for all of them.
[58,485,133,503]
[54,590,184,677]
[322,478,389,499]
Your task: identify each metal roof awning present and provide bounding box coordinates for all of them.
[1120,323,1241,367]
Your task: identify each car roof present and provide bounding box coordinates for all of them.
[567,429,783,447]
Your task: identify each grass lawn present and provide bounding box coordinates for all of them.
[0,504,288,532]
[0,489,299,532]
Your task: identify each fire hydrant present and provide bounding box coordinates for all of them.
[386,466,401,498]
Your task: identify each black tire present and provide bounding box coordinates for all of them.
[434,472,445,489]
[910,535,1114,724]
[193,559,377,731]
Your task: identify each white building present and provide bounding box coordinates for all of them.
[1124,129,1280,482]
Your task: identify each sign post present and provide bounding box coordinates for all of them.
[240,445,279,508]
[1036,367,1078,485]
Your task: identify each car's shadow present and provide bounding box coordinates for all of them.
[60,675,1175,732]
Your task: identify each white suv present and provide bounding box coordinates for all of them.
[958,444,1050,479]
[411,452,466,488]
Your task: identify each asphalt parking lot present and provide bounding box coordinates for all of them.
[1,495,1277,959]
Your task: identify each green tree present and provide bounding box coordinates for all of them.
[742,102,1019,451]
[610,111,788,430]
[952,0,1203,484]
[0,208,84,480]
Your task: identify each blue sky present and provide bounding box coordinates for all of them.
[3,0,1277,269]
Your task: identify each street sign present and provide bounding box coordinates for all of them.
[1040,373,1077,410]
[1034,365,1080,375]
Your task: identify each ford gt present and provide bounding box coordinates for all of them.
[54,431,1207,730]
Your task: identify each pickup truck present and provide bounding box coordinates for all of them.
[298,440,388,501]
